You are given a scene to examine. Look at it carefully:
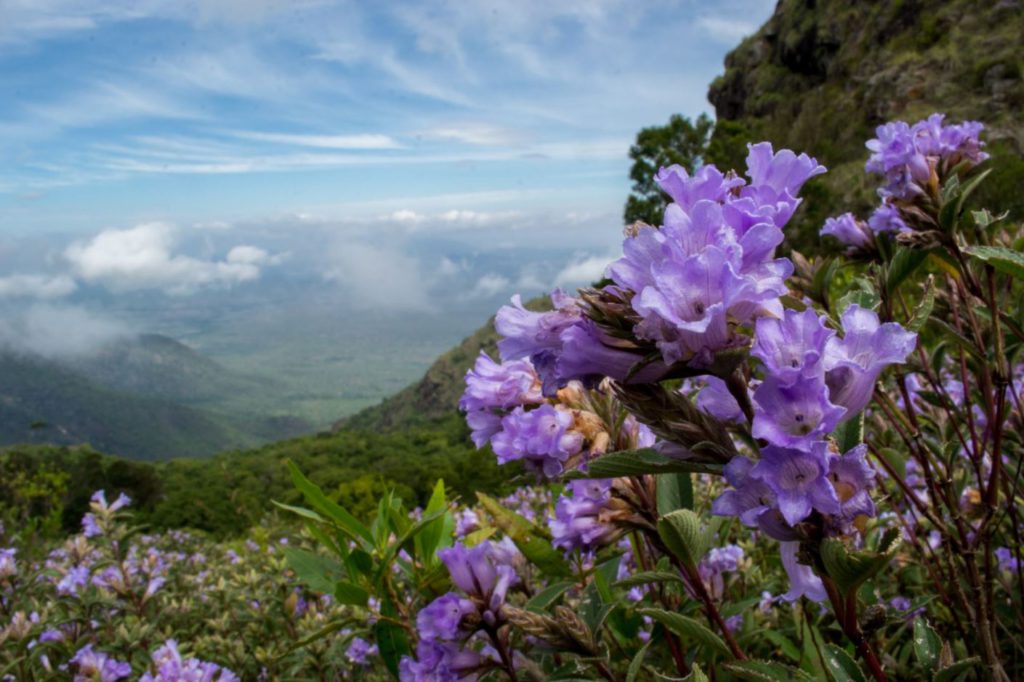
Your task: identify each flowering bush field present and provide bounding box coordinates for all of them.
[4,113,1023,681]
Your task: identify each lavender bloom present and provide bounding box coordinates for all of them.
[827,445,877,529]
[81,513,102,538]
[752,377,845,448]
[752,308,834,385]
[712,456,776,527]
[346,637,378,666]
[495,291,581,394]
[751,443,841,526]
[549,479,618,553]
[779,541,827,603]
[57,565,91,597]
[824,305,917,417]
[454,509,480,538]
[438,541,516,628]
[91,489,131,512]
[418,593,477,642]
[821,213,874,251]
[555,319,669,386]
[459,353,542,413]
[70,645,132,682]
[745,142,826,197]
[699,545,744,598]
[399,640,483,682]
[490,404,583,477]
[140,639,239,682]
[465,410,503,449]
[655,163,745,212]
[696,376,744,423]
[866,114,987,198]
[996,547,1020,574]
[868,202,909,234]
[0,548,15,580]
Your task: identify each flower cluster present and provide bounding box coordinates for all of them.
[400,540,521,680]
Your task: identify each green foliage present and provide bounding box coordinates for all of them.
[623,113,714,226]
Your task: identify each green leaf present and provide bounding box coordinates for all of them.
[415,479,449,563]
[572,448,724,478]
[282,547,344,595]
[580,581,614,633]
[932,657,980,682]
[614,570,687,589]
[683,664,710,682]
[525,581,576,612]
[760,629,801,663]
[908,276,936,332]
[913,618,942,670]
[626,639,652,682]
[832,411,864,454]
[820,528,900,597]
[657,509,707,568]
[333,580,370,607]
[477,493,572,577]
[656,472,693,515]
[639,608,730,659]
[886,248,929,295]
[374,597,411,678]
[824,644,866,682]
[723,660,817,681]
[287,460,374,546]
[376,508,447,582]
[964,245,1024,280]
[272,501,325,523]
[273,618,358,659]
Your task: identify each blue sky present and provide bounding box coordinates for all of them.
[0,0,775,340]
[0,0,773,233]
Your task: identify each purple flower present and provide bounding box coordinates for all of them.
[711,456,777,528]
[91,489,131,512]
[82,513,102,537]
[459,353,542,413]
[824,304,917,417]
[821,213,874,251]
[70,645,132,682]
[868,202,909,234]
[140,639,239,682]
[490,404,583,477]
[495,291,581,394]
[996,547,1020,574]
[454,509,480,538]
[465,410,504,449]
[57,565,91,597]
[696,376,745,423]
[438,541,516,627]
[752,377,845,448]
[827,444,877,529]
[745,142,826,197]
[555,318,669,386]
[752,308,834,385]
[750,443,841,526]
[779,541,827,603]
[399,640,483,682]
[418,593,477,642]
[699,544,744,598]
[549,479,619,553]
[0,548,16,580]
[346,637,378,666]
[655,163,745,212]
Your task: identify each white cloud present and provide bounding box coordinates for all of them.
[0,303,129,358]
[464,273,511,300]
[322,241,433,312]
[553,254,611,287]
[419,123,526,147]
[64,222,269,293]
[0,274,77,299]
[233,131,404,150]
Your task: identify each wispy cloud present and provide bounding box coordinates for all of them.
[232,131,404,150]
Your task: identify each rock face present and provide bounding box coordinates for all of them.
[708,0,1024,246]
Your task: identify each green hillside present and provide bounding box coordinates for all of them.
[0,340,310,459]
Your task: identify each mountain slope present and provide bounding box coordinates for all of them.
[0,352,254,459]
